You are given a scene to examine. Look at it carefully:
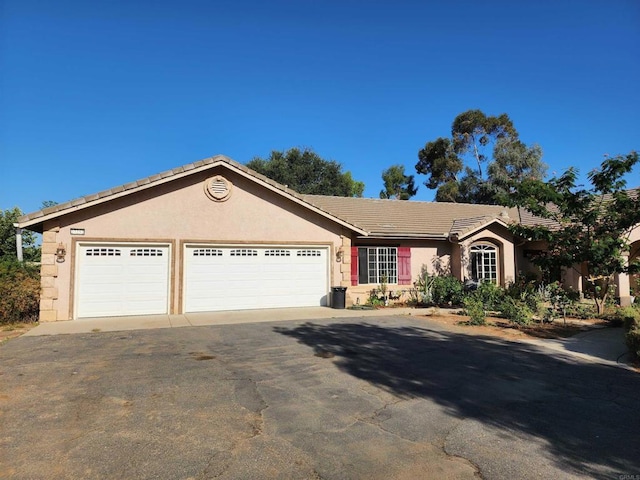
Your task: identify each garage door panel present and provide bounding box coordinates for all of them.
[184,246,328,312]
[77,244,170,318]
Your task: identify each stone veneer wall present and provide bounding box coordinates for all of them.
[39,227,59,322]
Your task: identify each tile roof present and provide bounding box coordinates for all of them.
[18,153,579,238]
[516,207,562,230]
[303,195,518,237]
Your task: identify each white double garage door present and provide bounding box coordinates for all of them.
[76,243,329,318]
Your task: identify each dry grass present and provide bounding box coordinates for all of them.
[0,322,38,343]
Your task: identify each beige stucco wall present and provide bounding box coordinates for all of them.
[630,233,640,298]
[44,167,348,320]
[617,224,640,305]
[459,224,516,286]
[514,239,547,281]
[346,241,452,306]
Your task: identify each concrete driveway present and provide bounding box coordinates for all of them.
[1,314,639,479]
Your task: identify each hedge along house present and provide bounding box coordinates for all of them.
[16,155,638,322]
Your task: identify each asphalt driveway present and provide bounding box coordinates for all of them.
[1,315,639,479]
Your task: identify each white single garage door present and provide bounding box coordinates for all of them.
[76,244,170,318]
[184,246,328,312]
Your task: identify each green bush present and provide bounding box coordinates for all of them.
[505,278,542,313]
[475,281,505,311]
[0,260,40,325]
[505,274,537,299]
[603,305,640,327]
[615,306,640,330]
[564,303,596,320]
[462,296,486,325]
[500,296,533,325]
[609,306,640,359]
[626,327,640,359]
[431,276,464,306]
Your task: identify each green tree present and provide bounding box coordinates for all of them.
[379,165,418,200]
[415,109,545,204]
[488,138,546,199]
[246,147,364,197]
[503,151,640,315]
[0,207,38,261]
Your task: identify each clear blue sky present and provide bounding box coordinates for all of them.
[1,0,639,214]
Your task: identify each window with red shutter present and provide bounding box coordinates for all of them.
[354,247,400,284]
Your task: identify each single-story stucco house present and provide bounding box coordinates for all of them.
[16,155,640,321]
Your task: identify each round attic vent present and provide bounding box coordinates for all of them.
[204,175,233,202]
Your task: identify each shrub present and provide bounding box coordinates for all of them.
[474,281,504,311]
[626,326,640,359]
[505,278,542,313]
[462,296,486,325]
[0,260,40,324]
[412,269,436,305]
[623,307,640,359]
[608,306,640,359]
[538,282,575,324]
[500,296,533,325]
[505,274,537,299]
[431,276,464,306]
[615,306,640,330]
[564,303,596,320]
[366,288,385,308]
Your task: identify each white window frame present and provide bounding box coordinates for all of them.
[470,243,498,283]
[358,247,398,284]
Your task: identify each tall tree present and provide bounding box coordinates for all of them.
[246,147,364,197]
[0,207,38,261]
[379,165,418,200]
[503,151,640,315]
[415,109,545,204]
[488,138,546,199]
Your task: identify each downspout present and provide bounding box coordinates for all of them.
[14,224,23,262]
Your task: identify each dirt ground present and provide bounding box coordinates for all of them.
[415,311,611,340]
[0,323,38,343]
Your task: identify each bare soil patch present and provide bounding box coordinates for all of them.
[0,323,38,343]
[417,311,610,340]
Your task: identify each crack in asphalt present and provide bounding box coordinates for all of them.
[195,375,268,479]
[355,397,425,447]
[195,450,232,480]
[355,391,485,479]
[442,419,484,479]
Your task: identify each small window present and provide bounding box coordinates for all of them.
[297,250,321,257]
[265,249,291,257]
[86,248,121,257]
[470,244,498,283]
[192,248,222,257]
[230,249,257,257]
[130,248,163,257]
[357,247,397,284]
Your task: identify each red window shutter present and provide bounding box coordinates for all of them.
[351,247,359,286]
[398,247,411,285]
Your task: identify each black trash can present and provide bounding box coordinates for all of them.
[331,286,347,309]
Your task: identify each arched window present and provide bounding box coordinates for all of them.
[470,243,498,283]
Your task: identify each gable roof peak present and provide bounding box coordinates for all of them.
[16,154,367,234]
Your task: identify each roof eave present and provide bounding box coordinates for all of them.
[454,218,512,241]
[356,233,449,240]
[17,155,368,236]
[224,164,368,235]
